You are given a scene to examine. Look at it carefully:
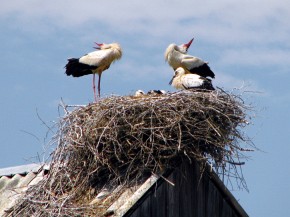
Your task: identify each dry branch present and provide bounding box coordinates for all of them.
[6,89,254,217]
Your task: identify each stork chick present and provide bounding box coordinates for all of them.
[147,90,167,95]
[135,90,145,97]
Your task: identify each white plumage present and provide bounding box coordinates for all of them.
[65,42,122,101]
[165,38,215,79]
[134,90,145,97]
[164,38,193,69]
[169,67,214,90]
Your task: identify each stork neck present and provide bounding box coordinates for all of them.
[168,49,184,69]
[111,47,122,60]
[171,74,183,90]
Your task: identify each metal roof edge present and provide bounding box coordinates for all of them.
[0,163,48,177]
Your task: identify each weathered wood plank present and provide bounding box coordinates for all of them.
[167,171,179,217]
[125,160,248,217]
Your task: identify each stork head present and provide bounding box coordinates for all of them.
[178,38,194,53]
[169,67,185,85]
[174,67,186,76]
[94,43,122,56]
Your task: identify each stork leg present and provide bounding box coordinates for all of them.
[93,73,98,102]
[98,73,102,98]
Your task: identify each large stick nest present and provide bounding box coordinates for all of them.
[6,89,253,216]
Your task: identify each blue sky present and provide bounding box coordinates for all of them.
[1,1,289,216]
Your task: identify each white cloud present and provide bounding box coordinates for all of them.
[2,0,289,38]
[219,48,290,67]
[1,0,289,93]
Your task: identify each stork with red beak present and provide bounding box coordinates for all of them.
[65,42,122,101]
[165,38,215,79]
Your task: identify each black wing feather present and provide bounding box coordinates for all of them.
[189,63,215,79]
[65,58,98,77]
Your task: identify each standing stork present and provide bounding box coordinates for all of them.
[65,42,122,101]
[165,38,215,79]
[169,67,215,90]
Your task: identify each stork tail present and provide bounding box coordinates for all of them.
[65,58,97,77]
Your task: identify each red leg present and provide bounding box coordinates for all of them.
[93,73,97,102]
[98,73,102,98]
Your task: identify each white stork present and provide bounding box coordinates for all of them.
[65,42,122,101]
[165,38,215,79]
[169,67,215,90]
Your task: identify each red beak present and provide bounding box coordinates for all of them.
[94,42,104,49]
[184,38,194,49]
